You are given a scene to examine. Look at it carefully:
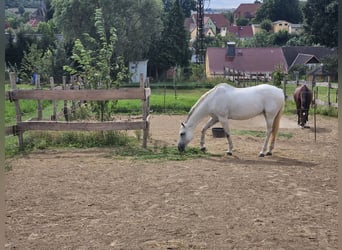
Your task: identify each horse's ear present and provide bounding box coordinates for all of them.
[181,122,185,127]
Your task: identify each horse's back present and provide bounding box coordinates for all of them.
[211,83,284,120]
[294,84,313,106]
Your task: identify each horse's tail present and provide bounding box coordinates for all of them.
[269,101,284,149]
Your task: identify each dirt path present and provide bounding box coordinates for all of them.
[5,114,338,249]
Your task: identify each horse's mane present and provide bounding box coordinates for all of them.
[186,83,229,122]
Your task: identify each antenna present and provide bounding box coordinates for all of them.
[196,0,206,64]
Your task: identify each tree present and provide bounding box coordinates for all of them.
[52,0,164,62]
[19,44,53,82]
[272,30,292,46]
[321,54,338,80]
[150,0,191,76]
[236,17,249,26]
[64,8,129,121]
[303,0,337,47]
[179,0,196,17]
[255,0,303,23]
[243,30,274,47]
[260,19,272,32]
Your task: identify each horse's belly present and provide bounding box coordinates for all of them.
[228,110,263,120]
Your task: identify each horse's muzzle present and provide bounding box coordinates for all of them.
[178,144,185,152]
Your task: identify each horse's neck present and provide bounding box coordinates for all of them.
[186,102,208,128]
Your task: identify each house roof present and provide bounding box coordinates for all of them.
[190,14,230,29]
[206,47,287,75]
[204,14,231,28]
[227,26,253,38]
[281,46,337,69]
[289,53,320,69]
[234,3,261,19]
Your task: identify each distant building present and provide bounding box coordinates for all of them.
[227,25,254,40]
[129,60,148,83]
[206,42,287,79]
[205,43,337,80]
[252,20,303,35]
[233,3,261,21]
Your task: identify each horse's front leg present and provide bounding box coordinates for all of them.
[219,118,233,155]
[200,117,218,151]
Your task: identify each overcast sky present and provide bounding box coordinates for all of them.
[206,0,256,9]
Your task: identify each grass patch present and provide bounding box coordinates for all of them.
[111,145,221,161]
[5,130,221,162]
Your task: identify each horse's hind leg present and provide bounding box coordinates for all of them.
[259,116,273,157]
[200,117,218,151]
[219,118,233,155]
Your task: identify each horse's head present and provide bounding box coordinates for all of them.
[177,122,194,152]
[299,109,309,127]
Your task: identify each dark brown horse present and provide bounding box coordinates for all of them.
[293,84,313,128]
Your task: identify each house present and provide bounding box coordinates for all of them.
[204,14,231,37]
[288,53,320,70]
[272,20,302,34]
[233,3,261,21]
[205,44,337,80]
[205,42,287,79]
[185,13,231,42]
[252,20,303,35]
[129,60,148,83]
[281,46,337,70]
[227,25,254,40]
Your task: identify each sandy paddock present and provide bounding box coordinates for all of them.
[5,114,337,249]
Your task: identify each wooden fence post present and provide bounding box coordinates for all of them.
[140,73,150,148]
[50,77,57,120]
[63,76,69,121]
[9,72,24,150]
[327,76,331,106]
[36,74,43,120]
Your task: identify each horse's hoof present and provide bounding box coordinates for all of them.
[259,153,265,157]
[200,147,206,152]
[227,152,233,156]
[266,152,272,156]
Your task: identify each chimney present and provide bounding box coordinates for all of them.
[226,42,236,57]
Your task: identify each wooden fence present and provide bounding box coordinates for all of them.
[5,72,151,150]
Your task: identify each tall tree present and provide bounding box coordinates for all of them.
[303,0,338,47]
[255,0,303,23]
[179,0,196,17]
[151,0,191,74]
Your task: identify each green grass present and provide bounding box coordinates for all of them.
[4,130,221,161]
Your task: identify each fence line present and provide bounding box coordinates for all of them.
[5,73,151,150]
[285,80,338,108]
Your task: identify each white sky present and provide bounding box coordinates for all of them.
[206,0,257,9]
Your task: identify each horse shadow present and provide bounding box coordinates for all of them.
[309,126,332,133]
[206,154,316,168]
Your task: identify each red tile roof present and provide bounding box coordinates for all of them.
[204,14,231,28]
[206,47,287,75]
[234,3,261,19]
[227,26,254,39]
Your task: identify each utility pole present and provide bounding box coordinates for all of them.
[196,0,205,64]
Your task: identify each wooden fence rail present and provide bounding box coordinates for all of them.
[5,72,151,150]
